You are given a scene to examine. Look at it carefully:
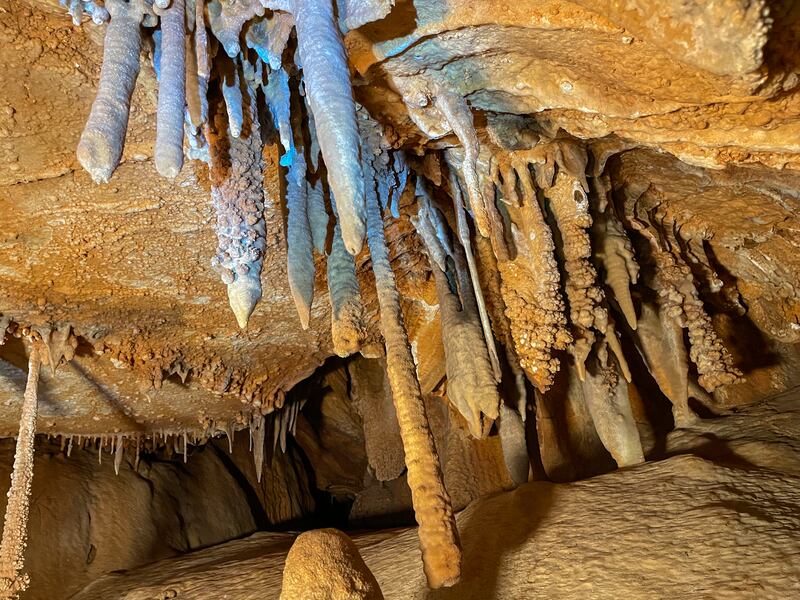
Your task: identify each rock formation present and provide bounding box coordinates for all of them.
[280,528,383,600]
[0,0,798,596]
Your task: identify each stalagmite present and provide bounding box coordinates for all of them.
[286,156,316,329]
[546,170,608,376]
[154,0,186,179]
[414,200,500,438]
[0,346,41,597]
[293,0,366,255]
[365,160,461,589]
[208,87,267,328]
[280,529,383,600]
[327,223,366,357]
[77,0,152,183]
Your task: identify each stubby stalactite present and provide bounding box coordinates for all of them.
[76,0,152,183]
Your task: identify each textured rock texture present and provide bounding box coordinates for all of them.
[0,0,796,436]
[73,390,800,599]
[280,529,383,600]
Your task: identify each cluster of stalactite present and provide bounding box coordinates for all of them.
[51,0,747,591]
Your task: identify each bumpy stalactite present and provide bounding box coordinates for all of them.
[153,0,186,178]
[636,215,742,393]
[364,157,461,588]
[327,223,366,357]
[546,170,608,377]
[77,0,152,183]
[286,155,316,330]
[486,150,571,392]
[294,0,365,255]
[208,86,267,329]
[414,197,500,438]
[0,346,41,598]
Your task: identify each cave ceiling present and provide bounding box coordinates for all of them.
[0,0,798,438]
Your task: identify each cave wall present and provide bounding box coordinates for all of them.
[0,438,258,599]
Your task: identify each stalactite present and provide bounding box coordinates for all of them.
[596,207,639,330]
[581,346,644,468]
[546,170,608,377]
[32,324,77,376]
[77,0,152,183]
[154,0,186,179]
[221,58,244,138]
[487,152,571,392]
[635,302,694,426]
[294,0,366,255]
[245,12,294,70]
[206,0,264,57]
[327,222,366,357]
[306,178,329,254]
[0,346,41,597]
[264,67,295,165]
[251,414,265,482]
[447,169,501,381]
[364,147,461,588]
[208,86,267,329]
[113,434,124,475]
[642,220,742,393]
[498,402,529,485]
[286,155,316,330]
[336,0,394,31]
[414,199,500,439]
[429,91,490,243]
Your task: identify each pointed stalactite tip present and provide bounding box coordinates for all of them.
[227,275,262,329]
